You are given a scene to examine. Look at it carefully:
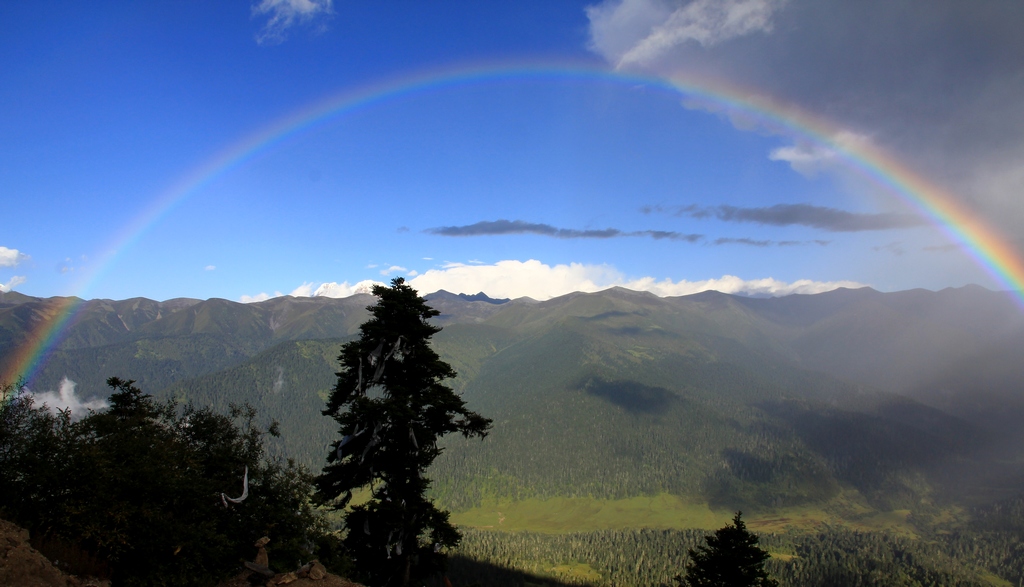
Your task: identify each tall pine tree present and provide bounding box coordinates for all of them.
[317,278,491,587]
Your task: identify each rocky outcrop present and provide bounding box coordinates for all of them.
[0,519,109,587]
[216,569,362,587]
[1,518,360,587]
[218,536,363,587]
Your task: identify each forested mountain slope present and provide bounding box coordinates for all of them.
[3,286,1022,524]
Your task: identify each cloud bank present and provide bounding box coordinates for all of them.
[408,259,862,300]
[586,0,1024,246]
[241,279,382,303]
[243,260,862,303]
[312,280,383,297]
[31,378,108,420]
[430,218,848,246]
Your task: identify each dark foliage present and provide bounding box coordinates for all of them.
[0,377,331,587]
[453,526,1020,586]
[677,512,777,587]
[317,278,492,587]
[445,555,592,587]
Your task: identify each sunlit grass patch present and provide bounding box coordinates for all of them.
[451,488,963,537]
[977,570,1014,587]
[451,493,729,533]
[548,562,603,582]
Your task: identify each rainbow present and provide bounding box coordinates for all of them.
[4,61,1022,388]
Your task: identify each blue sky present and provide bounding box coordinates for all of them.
[3,0,1023,302]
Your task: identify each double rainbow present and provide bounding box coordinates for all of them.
[4,62,1022,388]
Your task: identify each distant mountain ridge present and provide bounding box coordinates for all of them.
[4,285,1022,413]
[426,290,512,304]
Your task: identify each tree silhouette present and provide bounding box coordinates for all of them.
[317,278,491,587]
[677,511,778,587]
[0,377,330,586]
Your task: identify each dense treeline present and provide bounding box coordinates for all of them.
[0,379,340,586]
[8,293,371,399]
[29,333,266,398]
[449,524,1024,586]
[158,338,350,468]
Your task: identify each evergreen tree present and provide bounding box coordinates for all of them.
[317,278,492,587]
[677,512,778,587]
[0,377,332,586]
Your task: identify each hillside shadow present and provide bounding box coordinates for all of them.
[606,326,678,338]
[445,555,597,587]
[580,310,646,322]
[758,398,991,508]
[578,377,677,414]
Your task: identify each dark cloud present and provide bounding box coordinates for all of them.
[426,220,703,242]
[644,203,927,232]
[713,237,771,247]
[712,237,824,247]
[635,229,702,242]
[428,219,831,247]
[590,0,1024,240]
[428,220,618,238]
[874,241,906,256]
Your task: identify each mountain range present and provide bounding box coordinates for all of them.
[2,285,1023,535]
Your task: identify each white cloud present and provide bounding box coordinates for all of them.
[244,262,861,304]
[619,274,864,297]
[0,246,28,268]
[768,131,872,176]
[240,292,275,303]
[0,276,26,292]
[380,265,408,276]
[410,260,617,300]
[587,0,674,63]
[240,279,384,303]
[252,0,333,45]
[205,265,216,271]
[408,259,861,300]
[272,366,284,394]
[30,378,108,420]
[312,280,383,298]
[588,0,786,68]
[289,282,316,297]
[768,143,836,175]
